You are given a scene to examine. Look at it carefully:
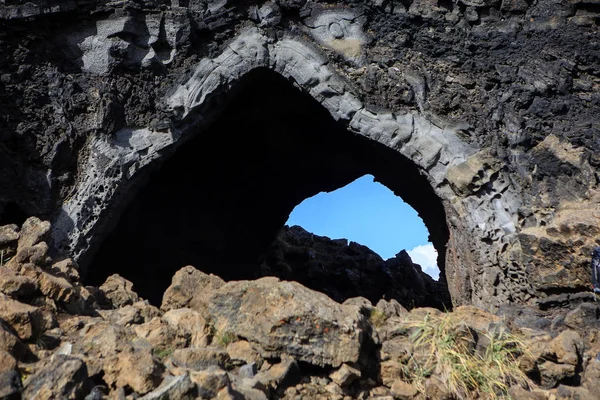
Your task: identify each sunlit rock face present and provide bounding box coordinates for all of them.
[0,0,598,311]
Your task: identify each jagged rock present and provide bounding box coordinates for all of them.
[99,274,139,308]
[48,258,80,283]
[256,356,299,390]
[390,380,418,400]
[261,226,450,309]
[162,307,209,348]
[376,299,408,319]
[0,370,22,400]
[205,276,366,367]
[0,224,19,247]
[239,363,258,379]
[226,340,261,366]
[161,266,224,312]
[17,217,50,251]
[10,242,51,268]
[134,317,185,351]
[139,373,196,400]
[22,355,91,400]
[38,271,74,303]
[0,350,17,374]
[190,367,231,398]
[169,348,230,372]
[564,303,600,331]
[538,361,576,389]
[329,363,361,387]
[0,293,44,340]
[0,319,28,359]
[550,330,582,366]
[102,340,163,395]
[0,266,38,298]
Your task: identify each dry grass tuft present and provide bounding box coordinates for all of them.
[399,312,532,399]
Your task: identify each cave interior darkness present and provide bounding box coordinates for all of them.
[86,68,450,306]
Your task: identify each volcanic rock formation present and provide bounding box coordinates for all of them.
[0,0,599,312]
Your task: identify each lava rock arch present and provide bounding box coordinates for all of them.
[86,68,450,306]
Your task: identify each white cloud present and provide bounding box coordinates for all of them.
[407,243,440,280]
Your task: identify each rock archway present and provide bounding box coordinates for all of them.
[85,68,450,306]
[50,27,529,311]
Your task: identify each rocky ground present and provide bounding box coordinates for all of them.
[258,225,451,310]
[2,218,600,399]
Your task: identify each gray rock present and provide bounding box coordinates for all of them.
[22,355,91,399]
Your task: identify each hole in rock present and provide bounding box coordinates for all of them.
[86,68,451,309]
[286,174,440,280]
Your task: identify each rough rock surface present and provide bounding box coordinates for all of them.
[2,219,600,399]
[0,0,598,312]
[260,225,450,309]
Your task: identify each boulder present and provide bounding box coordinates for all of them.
[22,355,91,400]
[0,266,38,298]
[139,373,196,400]
[162,307,209,348]
[0,293,44,340]
[17,217,50,251]
[390,380,419,400]
[190,367,230,398]
[207,277,366,367]
[0,350,17,374]
[329,363,361,387]
[169,348,230,371]
[99,274,139,307]
[0,319,28,358]
[0,370,22,400]
[161,266,224,312]
[0,224,19,247]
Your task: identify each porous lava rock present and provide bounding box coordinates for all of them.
[260,225,451,309]
[0,0,599,313]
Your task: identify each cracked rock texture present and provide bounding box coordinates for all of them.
[0,0,599,312]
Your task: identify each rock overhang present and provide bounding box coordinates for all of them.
[0,0,597,312]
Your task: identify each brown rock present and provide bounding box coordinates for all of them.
[0,319,28,358]
[161,266,225,312]
[538,360,576,389]
[380,360,403,387]
[12,242,51,267]
[0,350,17,374]
[170,348,230,370]
[0,224,19,247]
[48,258,80,283]
[329,363,361,387]
[134,317,185,350]
[550,330,582,366]
[39,271,74,302]
[0,370,22,399]
[138,373,196,400]
[256,356,299,389]
[226,340,261,365]
[100,274,139,307]
[207,277,365,367]
[191,367,231,398]
[376,299,408,319]
[390,380,418,400]
[103,341,164,395]
[162,307,209,348]
[18,217,50,250]
[0,266,38,298]
[0,293,44,340]
[582,358,600,393]
[424,375,452,400]
[22,355,91,400]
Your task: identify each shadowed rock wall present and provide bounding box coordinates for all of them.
[0,0,598,311]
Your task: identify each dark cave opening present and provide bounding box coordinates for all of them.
[86,68,450,308]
